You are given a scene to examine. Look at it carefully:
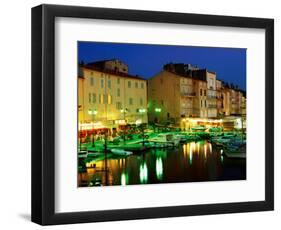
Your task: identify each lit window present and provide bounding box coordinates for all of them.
[99,94,103,104]
[108,94,112,104]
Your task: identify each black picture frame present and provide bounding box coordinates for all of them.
[31,4,274,225]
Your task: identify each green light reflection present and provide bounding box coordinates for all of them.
[156,157,163,181]
[140,163,148,184]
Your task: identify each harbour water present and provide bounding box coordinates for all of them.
[78,141,246,187]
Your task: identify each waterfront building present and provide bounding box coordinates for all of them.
[222,85,231,116]
[222,84,244,116]
[241,94,246,115]
[147,65,208,124]
[192,69,217,118]
[78,59,148,131]
[216,79,224,117]
[148,63,246,124]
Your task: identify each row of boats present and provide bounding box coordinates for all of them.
[210,132,246,158]
[78,129,246,159]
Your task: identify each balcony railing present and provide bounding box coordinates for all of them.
[207,95,217,99]
[181,92,196,97]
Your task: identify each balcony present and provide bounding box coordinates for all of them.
[181,92,196,97]
[208,104,217,108]
[207,95,217,99]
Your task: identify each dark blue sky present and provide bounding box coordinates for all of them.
[78,42,246,91]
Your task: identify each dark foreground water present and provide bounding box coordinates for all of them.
[78,141,246,187]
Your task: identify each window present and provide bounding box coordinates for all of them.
[117,88,120,97]
[92,93,96,103]
[140,98,143,106]
[129,98,133,105]
[161,100,164,106]
[128,81,131,88]
[200,89,202,96]
[204,90,206,96]
[117,78,120,84]
[99,94,103,104]
[201,100,202,108]
[205,100,207,107]
[141,82,144,89]
[104,94,108,104]
[135,82,138,88]
[88,93,91,103]
[116,102,122,110]
[108,94,112,104]
[108,80,111,89]
[101,79,104,88]
[160,78,163,84]
[90,77,94,86]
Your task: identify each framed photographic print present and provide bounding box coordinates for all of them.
[31,4,274,225]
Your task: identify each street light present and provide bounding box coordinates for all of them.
[88,109,98,147]
[155,108,162,113]
[154,107,162,132]
[138,108,146,146]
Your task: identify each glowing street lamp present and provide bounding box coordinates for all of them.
[155,108,162,113]
[120,108,128,143]
[154,107,162,132]
[88,109,98,116]
[138,108,147,146]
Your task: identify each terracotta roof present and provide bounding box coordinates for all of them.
[81,65,146,81]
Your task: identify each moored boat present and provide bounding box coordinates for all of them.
[111,149,133,156]
[148,133,180,147]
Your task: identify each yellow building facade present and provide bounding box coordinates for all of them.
[78,66,148,130]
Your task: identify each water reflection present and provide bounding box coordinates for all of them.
[139,162,148,184]
[78,141,246,187]
[156,157,163,181]
[121,172,128,186]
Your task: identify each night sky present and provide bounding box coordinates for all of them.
[78,42,246,91]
